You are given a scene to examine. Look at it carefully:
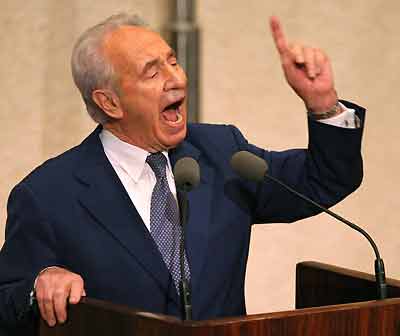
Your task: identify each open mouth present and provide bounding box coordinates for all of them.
[162,99,184,124]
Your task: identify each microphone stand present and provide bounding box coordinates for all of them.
[265,173,387,300]
[177,189,192,320]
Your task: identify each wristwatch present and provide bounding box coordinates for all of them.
[307,101,342,120]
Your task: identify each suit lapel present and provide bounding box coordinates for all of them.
[170,140,214,294]
[74,128,179,304]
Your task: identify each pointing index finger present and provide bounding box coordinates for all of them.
[270,16,289,57]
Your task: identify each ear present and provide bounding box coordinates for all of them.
[92,89,123,119]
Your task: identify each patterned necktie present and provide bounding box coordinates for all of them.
[146,152,191,293]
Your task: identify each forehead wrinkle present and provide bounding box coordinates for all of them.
[141,47,177,74]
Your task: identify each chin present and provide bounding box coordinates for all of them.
[160,127,187,150]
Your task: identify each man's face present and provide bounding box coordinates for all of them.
[102,26,188,152]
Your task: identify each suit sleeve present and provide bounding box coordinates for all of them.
[0,182,59,329]
[230,100,364,224]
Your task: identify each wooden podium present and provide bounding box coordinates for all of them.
[39,261,400,336]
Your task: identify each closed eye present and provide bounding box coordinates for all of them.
[169,56,178,66]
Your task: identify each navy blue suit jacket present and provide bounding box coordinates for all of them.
[0,102,364,332]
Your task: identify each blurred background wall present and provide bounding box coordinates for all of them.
[1,0,399,314]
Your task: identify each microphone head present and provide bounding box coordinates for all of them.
[173,157,200,192]
[230,151,268,182]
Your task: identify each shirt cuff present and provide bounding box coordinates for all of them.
[316,102,360,129]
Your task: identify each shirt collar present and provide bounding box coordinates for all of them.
[99,129,172,183]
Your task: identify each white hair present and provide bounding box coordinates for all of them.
[71,13,147,124]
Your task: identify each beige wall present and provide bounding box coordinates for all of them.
[198,0,400,313]
[1,0,399,315]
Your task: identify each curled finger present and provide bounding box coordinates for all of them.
[289,42,305,64]
[53,288,69,324]
[35,281,56,327]
[314,49,326,76]
[42,290,57,327]
[304,46,316,79]
[69,277,84,304]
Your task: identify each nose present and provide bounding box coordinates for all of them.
[163,63,187,91]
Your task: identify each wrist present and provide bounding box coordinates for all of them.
[307,101,344,120]
[305,89,338,114]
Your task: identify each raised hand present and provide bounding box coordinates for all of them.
[270,16,338,114]
[34,266,86,326]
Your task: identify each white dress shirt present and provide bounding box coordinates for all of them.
[99,130,178,231]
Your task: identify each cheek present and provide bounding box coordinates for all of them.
[138,88,162,116]
[123,95,158,122]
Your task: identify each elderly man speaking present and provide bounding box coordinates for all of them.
[0,12,363,332]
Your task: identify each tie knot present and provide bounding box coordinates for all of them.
[146,152,167,179]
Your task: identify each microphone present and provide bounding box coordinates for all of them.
[230,150,268,182]
[230,150,387,300]
[174,157,200,192]
[173,157,200,320]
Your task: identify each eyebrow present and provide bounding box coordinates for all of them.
[141,58,160,76]
[141,49,177,76]
[168,49,177,59]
